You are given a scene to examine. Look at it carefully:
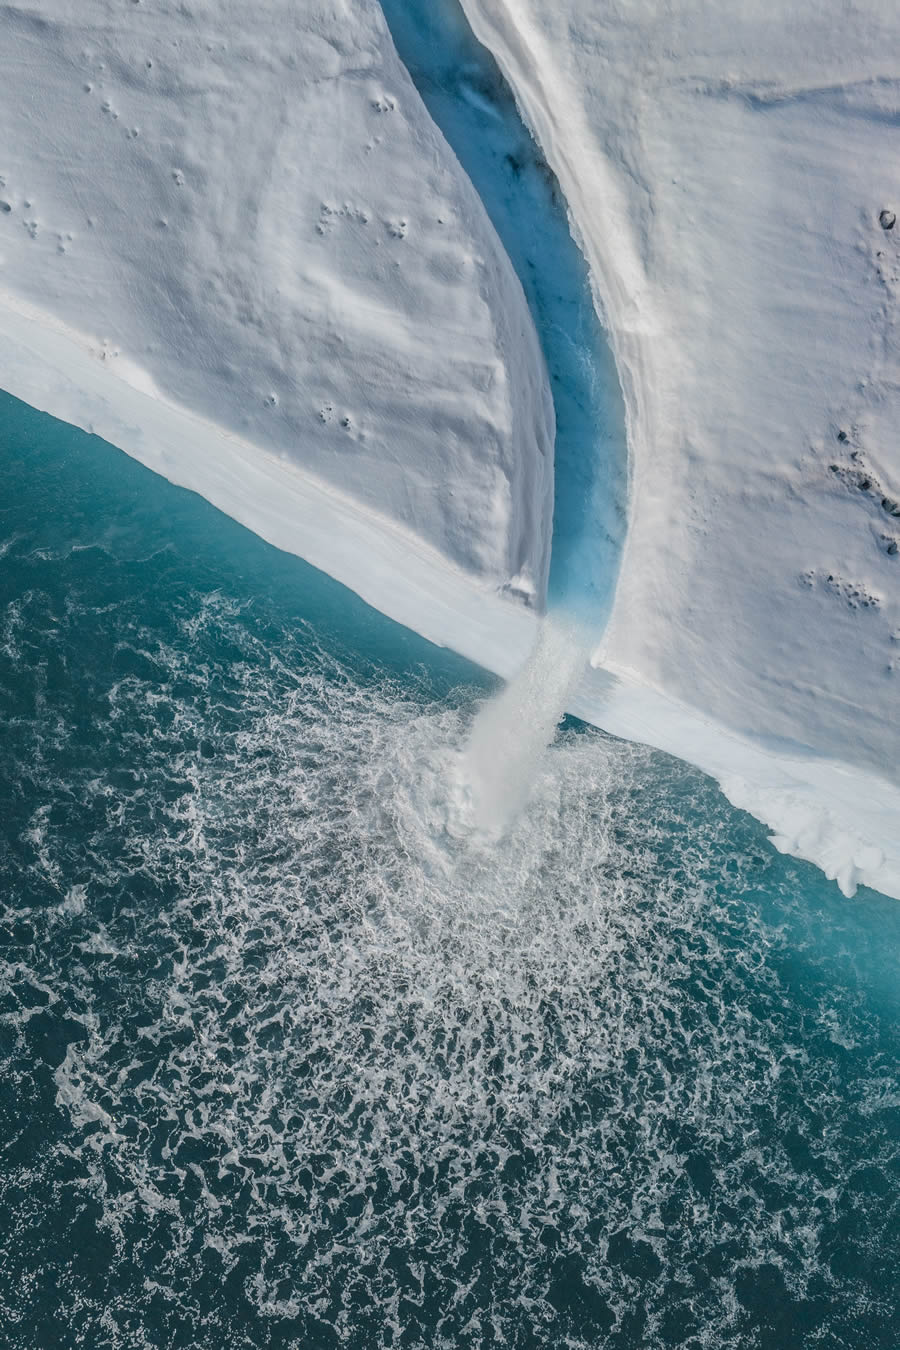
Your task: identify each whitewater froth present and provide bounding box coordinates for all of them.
[2,580,898,1348]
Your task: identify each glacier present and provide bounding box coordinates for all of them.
[1,0,900,898]
[0,0,554,607]
[459,0,900,897]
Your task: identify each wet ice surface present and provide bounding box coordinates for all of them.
[2,393,900,1350]
[378,0,628,623]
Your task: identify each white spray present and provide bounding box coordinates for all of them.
[458,615,587,837]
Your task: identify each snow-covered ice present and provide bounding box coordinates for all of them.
[0,0,553,599]
[461,0,900,897]
[2,0,900,898]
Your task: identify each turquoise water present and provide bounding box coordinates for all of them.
[2,391,900,1348]
[378,0,628,625]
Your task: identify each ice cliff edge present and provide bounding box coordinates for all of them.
[461,0,900,897]
[2,0,900,899]
[0,0,554,622]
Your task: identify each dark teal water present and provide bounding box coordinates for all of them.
[2,391,900,1349]
[378,0,628,625]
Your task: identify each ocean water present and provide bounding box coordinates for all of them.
[2,392,900,1349]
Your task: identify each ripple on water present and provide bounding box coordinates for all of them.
[1,583,899,1349]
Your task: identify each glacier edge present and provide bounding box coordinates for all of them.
[1,0,899,898]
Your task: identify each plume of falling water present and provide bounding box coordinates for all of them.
[459,615,588,837]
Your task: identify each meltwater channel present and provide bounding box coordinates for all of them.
[378,0,628,625]
[2,4,900,1345]
[2,390,900,1350]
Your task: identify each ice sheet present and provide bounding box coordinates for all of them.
[2,0,899,899]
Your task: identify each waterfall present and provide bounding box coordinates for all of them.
[459,616,587,835]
